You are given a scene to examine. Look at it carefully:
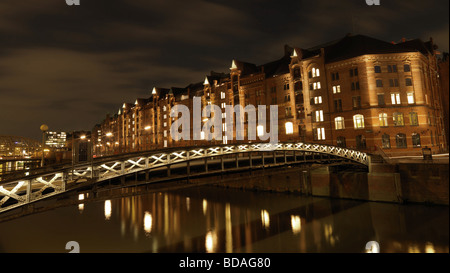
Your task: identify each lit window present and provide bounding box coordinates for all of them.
[409,112,419,126]
[353,114,365,129]
[200,131,205,140]
[285,122,294,135]
[314,96,322,104]
[407,92,415,104]
[257,125,264,137]
[391,93,401,105]
[313,82,321,90]
[312,68,320,77]
[379,113,388,127]
[315,110,324,122]
[334,117,345,130]
[221,92,226,99]
[163,130,167,137]
[221,102,226,108]
[332,85,341,94]
[316,127,325,140]
[393,112,404,126]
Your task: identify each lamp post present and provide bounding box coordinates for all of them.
[40,124,48,167]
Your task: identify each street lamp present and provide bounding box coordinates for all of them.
[40,124,48,167]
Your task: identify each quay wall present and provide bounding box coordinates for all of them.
[195,162,449,205]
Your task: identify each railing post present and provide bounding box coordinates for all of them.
[26,179,32,203]
[249,152,252,169]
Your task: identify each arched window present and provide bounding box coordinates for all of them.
[335,117,345,130]
[336,136,346,148]
[353,114,365,129]
[379,113,388,127]
[356,135,366,149]
[396,133,407,148]
[312,67,320,77]
[412,133,421,148]
[382,134,391,149]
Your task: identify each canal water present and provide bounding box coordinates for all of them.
[0,183,448,253]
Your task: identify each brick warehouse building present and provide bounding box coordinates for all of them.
[92,34,447,157]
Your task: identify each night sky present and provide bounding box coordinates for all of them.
[0,0,448,140]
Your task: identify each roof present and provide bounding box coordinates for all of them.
[310,34,435,63]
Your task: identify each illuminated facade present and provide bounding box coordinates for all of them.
[45,131,67,149]
[93,34,447,157]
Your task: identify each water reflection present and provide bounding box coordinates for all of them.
[0,185,448,253]
[104,200,112,220]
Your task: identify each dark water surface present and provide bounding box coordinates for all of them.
[0,184,448,253]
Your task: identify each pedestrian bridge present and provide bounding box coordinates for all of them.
[0,142,368,214]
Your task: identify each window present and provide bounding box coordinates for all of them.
[335,117,345,130]
[356,135,366,149]
[312,68,320,77]
[393,112,404,126]
[336,136,346,148]
[284,94,291,102]
[257,125,264,137]
[409,112,419,126]
[352,96,361,109]
[313,82,321,90]
[407,92,415,104]
[396,133,407,148]
[315,127,325,140]
[221,92,226,99]
[391,93,401,105]
[382,134,391,149]
[334,99,342,112]
[412,133,421,148]
[331,72,340,81]
[404,64,411,72]
[294,81,302,91]
[315,110,324,122]
[387,65,397,73]
[379,113,388,127]
[221,102,226,108]
[405,78,413,86]
[351,81,360,91]
[374,66,381,73]
[350,68,358,77]
[314,96,322,104]
[389,79,399,87]
[285,106,292,117]
[332,85,341,94]
[353,114,365,129]
[285,122,294,135]
[378,94,385,106]
[376,79,383,87]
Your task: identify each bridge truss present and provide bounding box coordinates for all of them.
[0,142,368,214]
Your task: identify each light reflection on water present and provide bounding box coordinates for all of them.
[0,185,448,253]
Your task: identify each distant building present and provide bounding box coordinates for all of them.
[0,135,41,158]
[92,34,447,157]
[45,131,68,149]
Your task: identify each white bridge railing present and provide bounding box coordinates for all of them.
[0,142,368,213]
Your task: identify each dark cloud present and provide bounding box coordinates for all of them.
[0,0,448,139]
